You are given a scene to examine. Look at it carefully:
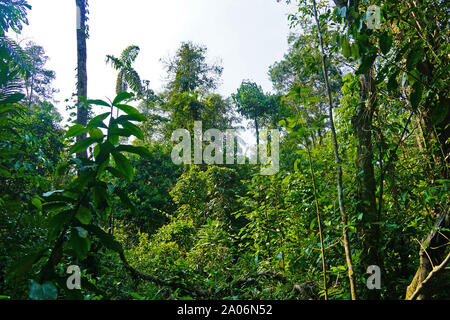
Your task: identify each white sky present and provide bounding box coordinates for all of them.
[16,0,295,120]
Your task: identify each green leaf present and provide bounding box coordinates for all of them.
[387,72,399,92]
[29,280,58,300]
[342,37,351,58]
[379,32,393,55]
[88,112,110,129]
[75,206,92,225]
[75,226,88,238]
[432,101,449,125]
[48,210,74,240]
[86,99,110,107]
[109,127,133,138]
[69,137,98,154]
[95,141,114,165]
[406,46,424,71]
[112,151,134,182]
[70,228,90,259]
[65,124,89,138]
[121,121,144,140]
[116,145,151,158]
[356,52,377,75]
[116,113,146,123]
[351,43,360,60]
[89,127,104,139]
[91,185,110,211]
[113,92,134,105]
[1,93,25,105]
[31,197,42,211]
[114,104,144,120]
[84,225,123,253]
[410,82,423,109]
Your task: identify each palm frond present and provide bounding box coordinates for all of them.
[105,54,123,71]
[0,36,31,76]
[120,45,140,67]
[124,68,142,95]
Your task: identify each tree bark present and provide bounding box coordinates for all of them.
[352,68,382,300]
[255,118,260,162]
[76,0,88,159]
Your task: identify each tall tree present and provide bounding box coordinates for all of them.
[163,41,223,94]
[232,81,277,160]
[75,0,88,158]
[23,42,57,107]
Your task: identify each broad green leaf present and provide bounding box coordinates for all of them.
[0,104,14,114]
[69,137,98,154]
[116,113,146,123]
[86,99,110,107]
[84,225,123,253]
[89,127,104,139]
[112,151,134,182]
[31,197,42,211]
[121,121,144,140]
[387,72,399,92]
[113,92,134,105]
[410,82,423,109]
[432,101,449,125]
[65,124,89,138]
[351,43,360,60]
[48,210,74,240]
[75,206,92,225]
[109,127,133,138]
[91,185,110,211]
[342,37,351,58]
[88,112,110,129]
[95,141,114,164]
[116,145,151,158]
[70,228,90,259]
[356,52,377,75]
[379,32,393,55]
[406,46,424,71]
[114,104,144,119]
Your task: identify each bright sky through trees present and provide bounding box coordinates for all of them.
[16,0,295,117]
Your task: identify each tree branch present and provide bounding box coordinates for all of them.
[407,252,450,300]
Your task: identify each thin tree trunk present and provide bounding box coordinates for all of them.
[312,0,357,300]
[352,69,382,300]
[76,0,88,159]
[306,140,328,300]
[28,76,34,107]
[255,118,260,161]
